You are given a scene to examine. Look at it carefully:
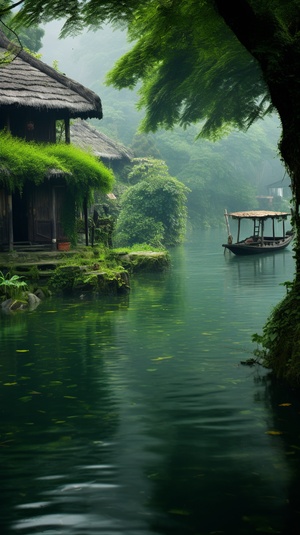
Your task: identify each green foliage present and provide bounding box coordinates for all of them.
[252,276,300,385]
[106,0,269,138]
[0,131,65,191]
[0,270,28,300]
[0,131,114,197]
[0,1,44,52]
[112,243,165,254]
[115,213,164,248]
[43,143,114,201]
[114,158,189,247]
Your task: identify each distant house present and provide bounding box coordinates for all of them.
[70,119,133,174]
[267,177,291,199]
[0,30,104,251]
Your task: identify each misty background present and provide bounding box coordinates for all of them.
[40,22,290,227]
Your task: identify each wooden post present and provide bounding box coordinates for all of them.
[7,193,13,252]
[64,118,70,144]
[224,209,231,236]
[237,219,241,243]
[51,187,57,250]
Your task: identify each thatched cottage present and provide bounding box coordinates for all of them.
[0,30,110,251]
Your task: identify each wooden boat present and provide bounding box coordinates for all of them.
[222,210,294,255]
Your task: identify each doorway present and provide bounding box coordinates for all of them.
[12,190,29,242]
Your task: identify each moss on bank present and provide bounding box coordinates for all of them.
[253,281,300,387]
[0,245,170,299]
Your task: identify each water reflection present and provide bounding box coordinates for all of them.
[224,249,293,287]
[0,229,299,535]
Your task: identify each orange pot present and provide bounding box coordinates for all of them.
[57,242,70,251]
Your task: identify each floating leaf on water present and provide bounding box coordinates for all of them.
[265,430,283,436]
[64,395,77,399]
[16,349,29,353]
[278,403,292,407]
[152,356,173,361]
[3,382,17,386]
[146,368,157,372]
[168,509,190,516]
[19,396,32,403]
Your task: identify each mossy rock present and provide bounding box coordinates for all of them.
[49,264,129,295]
[118,251,170,272]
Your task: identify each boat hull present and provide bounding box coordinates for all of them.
[222,234,294,255]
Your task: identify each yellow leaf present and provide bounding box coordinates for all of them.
[265,430,283,436]
[16,349,29,353]
[152,356,173,361]
[278,403,292,407]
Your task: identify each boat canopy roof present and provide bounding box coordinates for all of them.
[228,210,290,220]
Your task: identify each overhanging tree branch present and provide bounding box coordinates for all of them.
[0,0,25,17]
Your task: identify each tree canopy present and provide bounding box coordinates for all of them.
[0,1,44,52]
[2,0,274,139]
[2,2,298,143]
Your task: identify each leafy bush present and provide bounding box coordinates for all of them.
[0,271,28,300]
[114,158,188,247]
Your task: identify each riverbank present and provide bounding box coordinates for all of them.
[0,246,170,298]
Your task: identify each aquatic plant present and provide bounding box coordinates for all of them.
[0,271,28,300]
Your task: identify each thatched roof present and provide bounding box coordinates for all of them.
[70,119,133,161]
[228,210,290,220]
[0,30,102,119]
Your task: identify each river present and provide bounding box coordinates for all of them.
[1,227,300,535]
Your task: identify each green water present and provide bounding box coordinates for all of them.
[1,228,300,535]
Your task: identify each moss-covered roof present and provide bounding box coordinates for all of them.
[0,131,114,194]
